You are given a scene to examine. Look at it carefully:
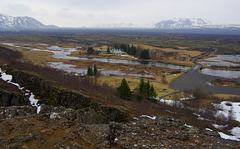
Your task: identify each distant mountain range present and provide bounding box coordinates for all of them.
[154,18,240,29]
[0,14,58,31]
[1,14,240,32]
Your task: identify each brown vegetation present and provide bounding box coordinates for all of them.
[211,79,240,88]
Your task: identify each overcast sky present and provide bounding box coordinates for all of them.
[0,0,240,27]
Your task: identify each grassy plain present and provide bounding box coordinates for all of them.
[213,94,240,99]
[12,45,182,98]
[98,75,178,98]
[1,30,239,99]
[211,80,240,88]
[133,43,202,57]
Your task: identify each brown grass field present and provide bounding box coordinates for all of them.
[10,42,239,99]
[14,45,183,98]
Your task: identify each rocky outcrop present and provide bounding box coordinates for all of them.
[40,104,129,124]
[0,113,239,148]
[3,69,130,124]
[0,106,36,119]
[8,70,91,109]
[0,89,26,106]
[0,79,29,107]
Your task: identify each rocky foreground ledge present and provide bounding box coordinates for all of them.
[0,66,240,148]
[0,105,240,149]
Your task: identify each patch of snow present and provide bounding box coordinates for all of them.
[193,113,212,121]
[230,127,240,139]
[114,137,118,143]
[133,117,139,120]
[159,99,185,108]
[140,115,156,120]
[37,106,41,114]
[50,112,60,119]
[0,43,16,46]
[218,132,240,141]
[0,68,12,82]
[166,110,177,114]
[206,128,213,131]
[212,124,228,129]
[213,101,240,122]
[0,68,41,114]
[29,93,41,114]
[180,96,195,101]
[184,124,193,128]
[207,82,213,86]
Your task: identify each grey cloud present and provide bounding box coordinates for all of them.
[1,0,240,27]
[6,4,34,16]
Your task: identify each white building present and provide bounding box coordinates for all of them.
[110,48,125,54]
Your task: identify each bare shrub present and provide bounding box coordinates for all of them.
[161,74,168,84]
[193,85,209,99]
[6,60,116,96]
[183,89,192,98]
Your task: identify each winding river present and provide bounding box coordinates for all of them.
[1,42,240,78]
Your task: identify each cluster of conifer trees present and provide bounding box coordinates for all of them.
[87,65,97,76]
[117,78,157,100]
[87,43,150,59]
[114,43,149,59]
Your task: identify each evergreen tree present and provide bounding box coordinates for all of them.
[120,43,127,52]
[117,78,132,100]
[130,44,137,55]
[137,78,157,100]
[140,49,150,59]
[87,47,94,55]
[107,46,110,54]
[93,65,97,75]
[145,80,151,98]
[87,67,93,76]
[137,78,146,100]
[126,44,130,54]
[149,85,157,99]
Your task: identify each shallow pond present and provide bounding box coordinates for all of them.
[39,45,190,70]
[48,62,154,78]
[202,68,240,78]
[200,55,240,67]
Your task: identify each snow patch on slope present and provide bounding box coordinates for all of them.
[0,68,41,113]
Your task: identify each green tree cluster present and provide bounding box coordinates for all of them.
[113,43,137,55]
[87,65,97,76]
[137,78,157,100]
[87,47,94,55]
[127,44,137,55]
[140,49,150,59]
[117,78,157,101]
[107,46,110,54]
[117,78,132,100]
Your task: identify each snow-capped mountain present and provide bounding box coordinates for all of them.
[0,14,57,31]
[155,18,212,29]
